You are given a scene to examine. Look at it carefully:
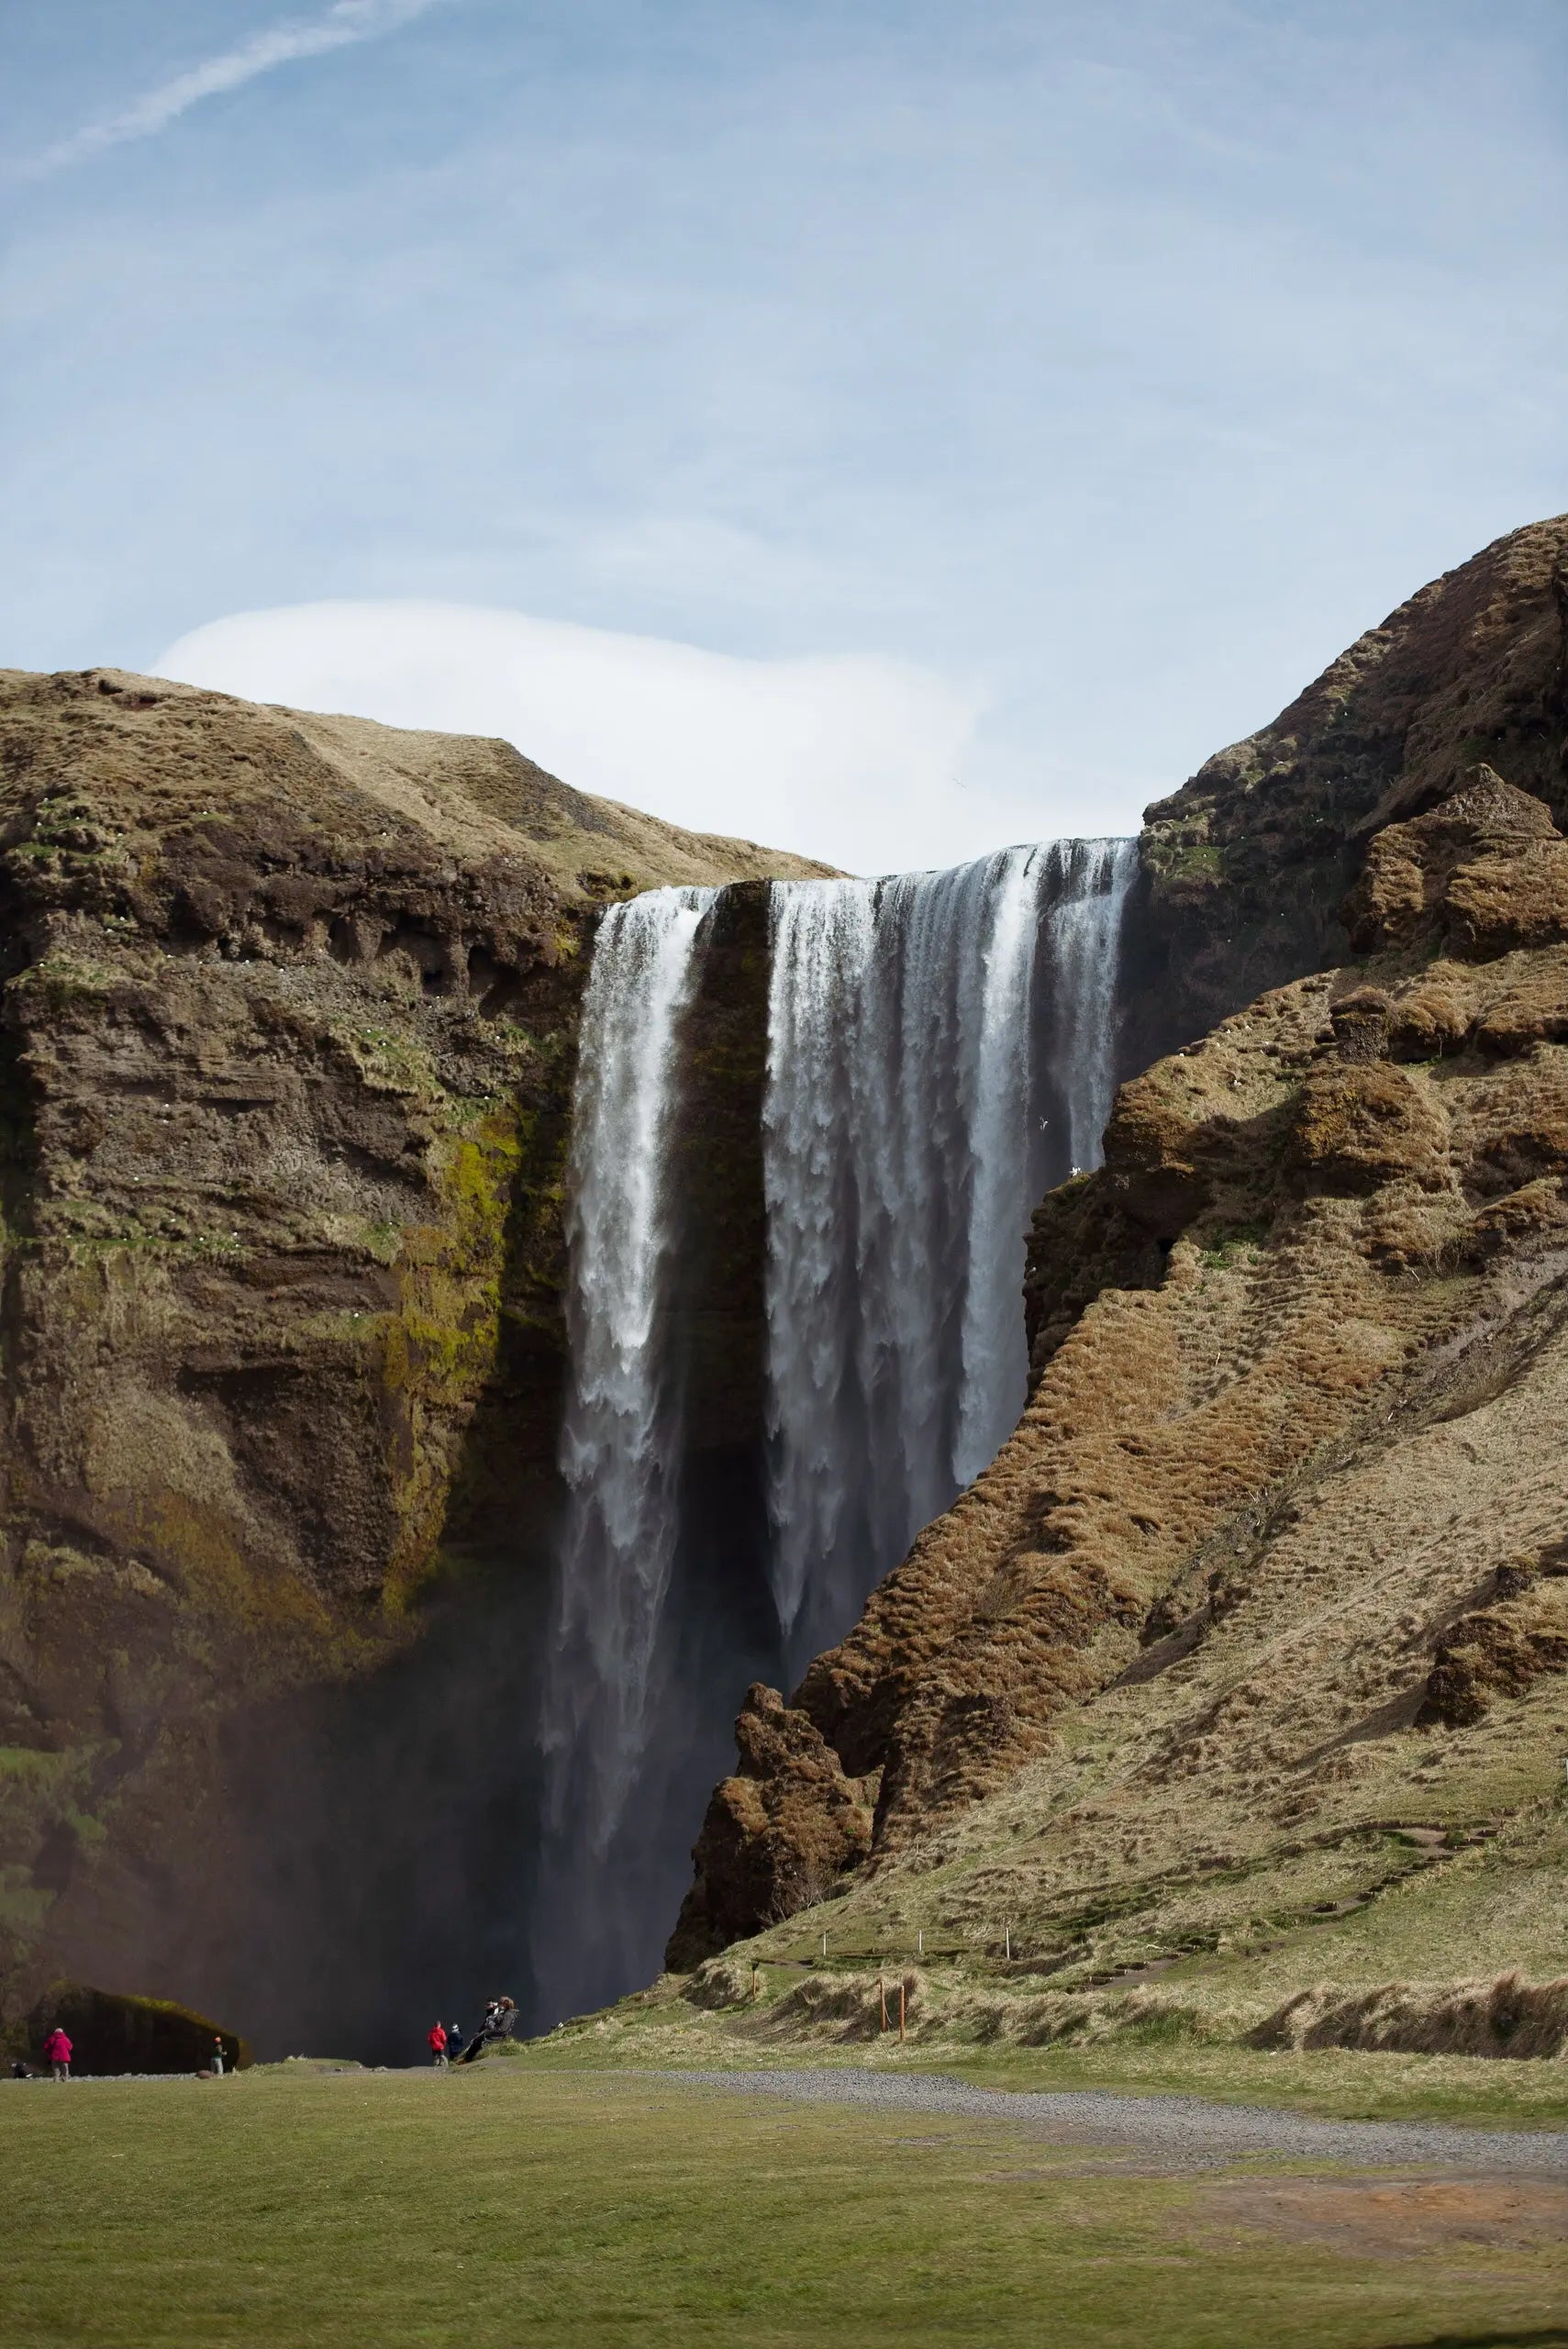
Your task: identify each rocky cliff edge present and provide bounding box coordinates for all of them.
[0,667,825,2026]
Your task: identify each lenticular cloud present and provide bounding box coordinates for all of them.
[156,599,988,876]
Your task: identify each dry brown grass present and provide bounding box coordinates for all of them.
[1256,1969,1568,2060]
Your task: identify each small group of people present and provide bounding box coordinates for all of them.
[12,2028,230,2082]
[427,1996,517,2068]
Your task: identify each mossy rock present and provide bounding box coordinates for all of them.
[27,1980,251,2074]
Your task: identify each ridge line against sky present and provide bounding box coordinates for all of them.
[19,0,449,176]
[5,1,1564,864]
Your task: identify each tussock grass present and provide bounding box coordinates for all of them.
[1257,1969,1568,2060]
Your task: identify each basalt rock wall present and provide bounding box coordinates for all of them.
[0,667,823,2045]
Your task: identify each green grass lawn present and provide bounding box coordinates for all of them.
[5,2065,1568,2348]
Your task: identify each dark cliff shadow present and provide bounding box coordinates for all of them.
[210,1525,560,2065]
[181,969,584,2065]
[190,888,791,2064]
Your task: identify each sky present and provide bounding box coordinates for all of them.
[4,1,1564,873]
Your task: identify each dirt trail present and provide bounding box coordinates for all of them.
[661,2066,1568,2176]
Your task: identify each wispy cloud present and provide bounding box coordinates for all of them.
[24,0,444,176]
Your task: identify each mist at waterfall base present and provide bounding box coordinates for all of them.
[528,840,1134,2026]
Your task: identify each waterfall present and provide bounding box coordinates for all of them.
[1049,838,1138,1173]
[535,887,713,1986]
[530,839,1134,2019]
[761,840,1135,1668]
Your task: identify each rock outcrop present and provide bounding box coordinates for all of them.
[22,1978,250,2074]
[0,667,825,2030]
[672,593,1568,1964]
[1118,514,1568,1073]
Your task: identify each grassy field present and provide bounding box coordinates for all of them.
[5,2064,1568,2349]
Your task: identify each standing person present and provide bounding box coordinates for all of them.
[427,2021,448,2070]
[445,2021,465,2063]
[42,2026,72,2082]
[212,2038,226,2077]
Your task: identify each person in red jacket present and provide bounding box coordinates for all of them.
[427,2021,448,2070]
[42,2027,72,2082]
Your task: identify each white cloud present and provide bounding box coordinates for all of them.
[155,600,1009,876]
[25,0,444,176]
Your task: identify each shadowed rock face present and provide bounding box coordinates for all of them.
[23,1979,250,2074]
[0,668,827,2046]
[671,748,1568,1965]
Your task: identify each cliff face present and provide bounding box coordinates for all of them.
[0,667,823,2033]
[670,518,1568,1973]
[1118,515,1568,1074]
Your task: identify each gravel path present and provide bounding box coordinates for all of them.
[661,2067,1568,2176]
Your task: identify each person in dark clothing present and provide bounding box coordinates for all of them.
[456,1997,517,2063]
[445,2023,465,2062]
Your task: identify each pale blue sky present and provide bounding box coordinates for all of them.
[4,1,1564,862]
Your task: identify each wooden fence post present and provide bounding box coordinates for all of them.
[898,1981,906,2043]
[879,1973,887,2032]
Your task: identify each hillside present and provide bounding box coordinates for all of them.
[665,529,1568,2054]
[0,667,826,2035]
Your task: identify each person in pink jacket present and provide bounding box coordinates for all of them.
[42,2027,72,2081]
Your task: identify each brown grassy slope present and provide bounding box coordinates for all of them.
[670,768,1568,1976]
[0,668,824,2022]
[3,667,833,896]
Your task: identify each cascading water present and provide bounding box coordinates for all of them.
[762,839,1136,1671]
[1048,838,1139,1174]
[530,837,1135,2019]
[532,885,714,2014]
